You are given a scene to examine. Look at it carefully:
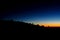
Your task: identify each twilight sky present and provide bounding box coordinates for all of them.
[1,0,60,26]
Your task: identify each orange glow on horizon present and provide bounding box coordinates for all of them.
[39,24,60,27]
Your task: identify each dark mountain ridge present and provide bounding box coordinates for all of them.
[0,20,60,32]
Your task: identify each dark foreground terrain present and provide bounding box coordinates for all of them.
[0,20,60,32]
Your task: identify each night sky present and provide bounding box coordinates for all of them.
[1,0,60,26]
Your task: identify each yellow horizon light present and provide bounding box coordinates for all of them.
[39,23,60,27]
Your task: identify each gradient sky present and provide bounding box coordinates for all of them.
[1,0,60,26]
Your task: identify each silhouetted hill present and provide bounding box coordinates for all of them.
[0,20,60,32]
[0,20,45,32]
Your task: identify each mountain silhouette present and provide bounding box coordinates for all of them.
[0,20,60,32]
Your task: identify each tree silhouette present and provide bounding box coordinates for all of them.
[36,24,40,26]
[0,19,60,32]
[41,25,44,27]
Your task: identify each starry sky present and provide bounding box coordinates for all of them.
[1,0,60,26]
